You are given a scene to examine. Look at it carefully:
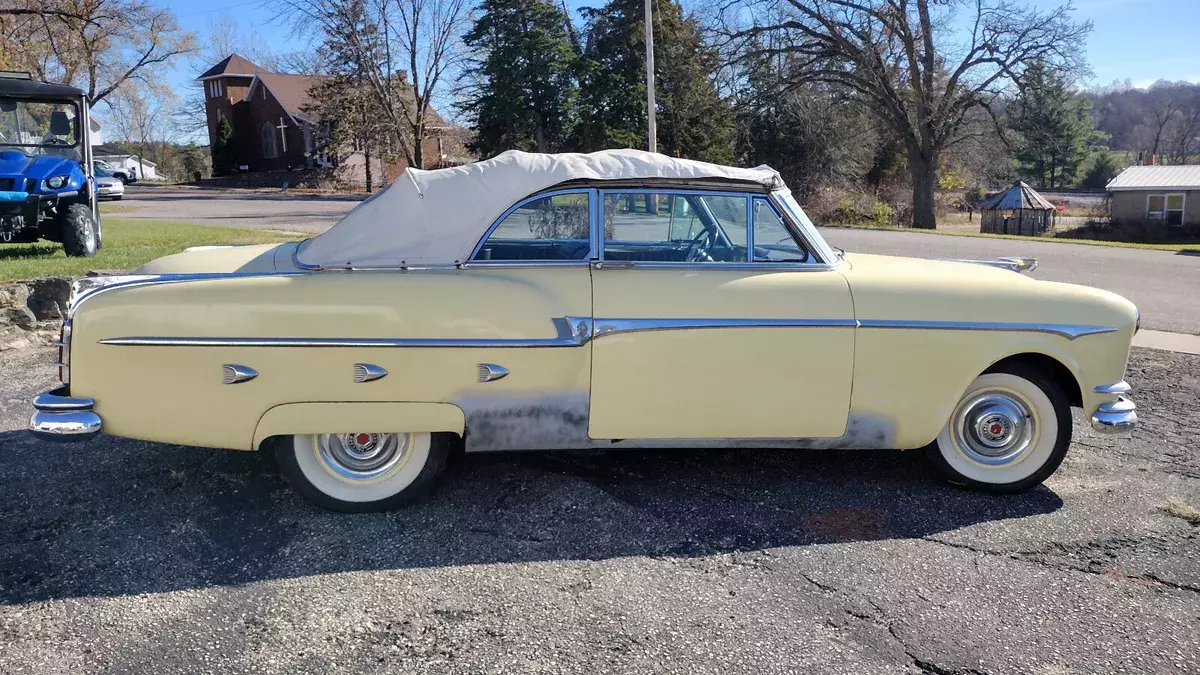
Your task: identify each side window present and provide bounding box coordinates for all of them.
[752,198,810,262]
[473,191,591,261]
[603,191,748,263]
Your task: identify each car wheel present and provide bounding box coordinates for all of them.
[275,432,449,512]
[59,203,98,258]
[112,195,122,201]
[116,174,127,184]
[926,364,1071,492]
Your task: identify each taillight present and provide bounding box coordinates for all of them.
[56,320,71,384]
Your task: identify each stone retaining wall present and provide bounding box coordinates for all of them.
[0,277,72,350]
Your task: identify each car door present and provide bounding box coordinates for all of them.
[458,188,596,451]
[588,190,855,440]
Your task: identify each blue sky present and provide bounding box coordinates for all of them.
[161,0,1200,101]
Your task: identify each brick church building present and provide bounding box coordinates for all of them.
[198,54,467,183]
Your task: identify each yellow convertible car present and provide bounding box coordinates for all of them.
[29,150,1139,511]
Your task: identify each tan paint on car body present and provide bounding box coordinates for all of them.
[70,267,592,450]
[66,245,1137,453]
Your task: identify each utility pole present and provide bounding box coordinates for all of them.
[644,0,656,153]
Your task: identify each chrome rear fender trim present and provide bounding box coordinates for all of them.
[857,320,1115,340]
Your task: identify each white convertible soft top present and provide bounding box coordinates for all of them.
[295,149,783,268]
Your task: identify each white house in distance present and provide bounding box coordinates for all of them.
[94,154,159,181]
[1107,165,1200,227]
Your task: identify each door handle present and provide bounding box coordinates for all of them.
[591,261,634,270]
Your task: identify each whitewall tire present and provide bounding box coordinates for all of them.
[276,432,449,512]
[926,365,1072,492]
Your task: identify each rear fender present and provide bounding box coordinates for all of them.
[253,401,465,450]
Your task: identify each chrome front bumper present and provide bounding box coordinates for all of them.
[1090,395,1138,434]
[29,386,102,442]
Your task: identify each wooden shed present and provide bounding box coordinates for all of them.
[980,182,1056,235]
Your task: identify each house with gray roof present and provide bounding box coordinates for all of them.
[1107,165,1200,227]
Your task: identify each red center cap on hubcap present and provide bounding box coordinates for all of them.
[990,423,1003,435]
[355,433,372,446]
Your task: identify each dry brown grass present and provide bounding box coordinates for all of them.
[1160,501,1200,525]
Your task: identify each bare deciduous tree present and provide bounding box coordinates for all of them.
[278,0,470,169]
[715,0,1091,228]
[107,85,178,179]
[0,0,196,105]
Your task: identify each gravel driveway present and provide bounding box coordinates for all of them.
[1,344,1197,674]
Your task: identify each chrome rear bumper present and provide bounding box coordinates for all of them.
[29,386,102,442]
[1090,395,1137,434]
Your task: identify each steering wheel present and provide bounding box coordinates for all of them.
[685,228,715,263]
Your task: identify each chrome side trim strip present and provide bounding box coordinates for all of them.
[101,336,590,348]
[459,261,593,269]
[588,261,835,271]
[593,317,857,337]
[101,317,594,349]
[857,320,1116,340]
[98,317,1117,348]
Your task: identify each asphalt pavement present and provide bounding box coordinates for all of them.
[1,344,1198,674]
[115,186,1200,334]
[115,184,357,234]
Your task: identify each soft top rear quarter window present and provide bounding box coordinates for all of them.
[472,189,591,261]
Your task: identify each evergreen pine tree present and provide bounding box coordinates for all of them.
[211,118,236,176]
[576,0,732,161]
[463,0,579,157]
[1009,61,1098,188]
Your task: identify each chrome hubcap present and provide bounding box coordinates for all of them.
[951,392,1036,466]
[315,432,410,480]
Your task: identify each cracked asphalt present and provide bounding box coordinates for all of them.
[0,344,1198,674]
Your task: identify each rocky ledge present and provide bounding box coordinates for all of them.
[0,277,73,350]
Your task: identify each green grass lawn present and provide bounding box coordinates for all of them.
[0,219,306,282]
[822,222,1200,253]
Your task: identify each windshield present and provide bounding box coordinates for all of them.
[774,190,841,264]
[0,97,82,160]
